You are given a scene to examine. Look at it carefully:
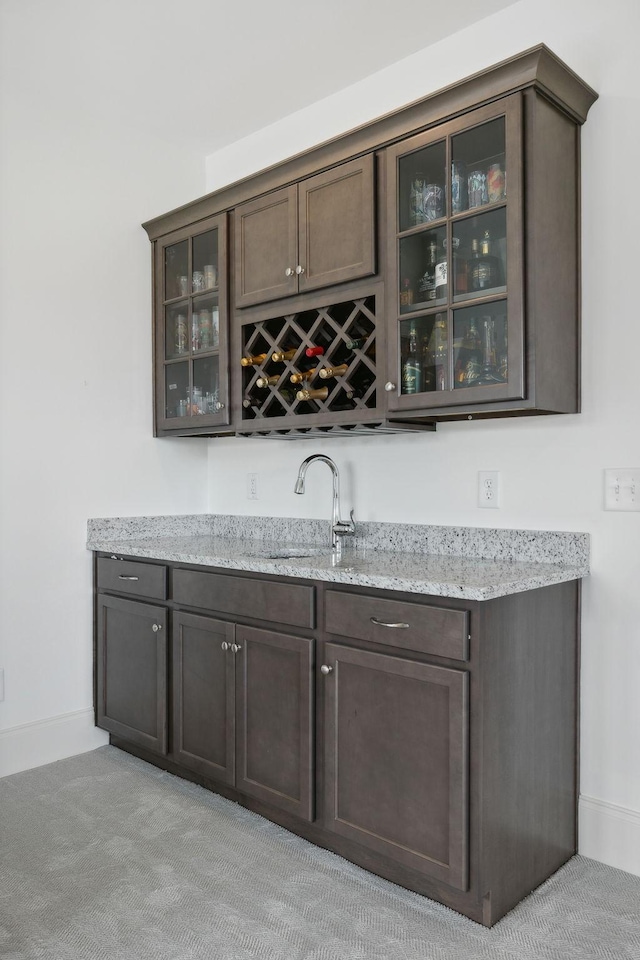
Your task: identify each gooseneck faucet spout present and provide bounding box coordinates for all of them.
[294,454,355,550]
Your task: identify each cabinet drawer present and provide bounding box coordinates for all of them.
[172,569,315,629]
[96,557,167,601]
[325,590,469,661]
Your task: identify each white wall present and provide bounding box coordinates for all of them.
[0,2,209,772]
[206,0,640,873]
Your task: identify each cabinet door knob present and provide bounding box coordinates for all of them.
[285,267,295,277]
[152,623,162,633]
[320,664,333,675]
[221,641,229,651]
[384,381,397,392]
[231,643,241,653]
[295,265,305,275]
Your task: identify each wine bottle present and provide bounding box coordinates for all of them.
[255,375,280,388]
[319,364,349,379]
[271,348,297,362]
[240,352,267,367]
[290,369,316,384]
[296,386,329,401]
[401,324,422,394]
[278,386,298,404]
[305,345,325,358]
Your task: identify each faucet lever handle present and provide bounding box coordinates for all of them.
[334,508,356,536]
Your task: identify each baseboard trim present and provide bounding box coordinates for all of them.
[0,708,108,778]
[579,794,640,877]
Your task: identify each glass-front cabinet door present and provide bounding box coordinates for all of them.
[155,214,229,434]
[385,95,523,412]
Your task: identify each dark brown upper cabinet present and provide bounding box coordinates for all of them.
[233,154,376,309]
[153,213,231,437]
[142,46,597,437]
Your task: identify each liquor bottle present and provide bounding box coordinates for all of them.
[271,348,297,362]
[255,375,280,388]
[401,324,422,395]
[399,277,415,309]
[296,386,329,401]
[452,237,468,296]
[434,240,448,303]
[290,369,317,384]
[432,314,448,391]
[417,240,437,304]
[344,337,367,351]
[240,352,267,367]
[468,231,503,293]
[319,364,349,379]
[455,316,482,385]
[305,345,325,358]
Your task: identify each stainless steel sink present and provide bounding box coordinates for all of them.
[258,547,326,560]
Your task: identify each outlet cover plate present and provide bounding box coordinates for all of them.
[478,470,500,509]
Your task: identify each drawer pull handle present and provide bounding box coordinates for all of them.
[151,623,162,633]
[370,617,410,629]
[320,664,333,675]
[221,641,230,651]
[118,575,139,581]
[231,643,241,653]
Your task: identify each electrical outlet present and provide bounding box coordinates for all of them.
[478,470,500,508]
[247,472,259,500]
[604,469,640,511]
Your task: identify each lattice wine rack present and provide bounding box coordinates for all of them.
[240,296,379,427]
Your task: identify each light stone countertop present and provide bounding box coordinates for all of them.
[87,515,590,602]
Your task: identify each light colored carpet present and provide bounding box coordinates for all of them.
[1,746,638,960]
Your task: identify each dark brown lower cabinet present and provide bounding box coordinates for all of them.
[172,613,315,821]
[95,557,579,927]
[322,642,469,891]
[96,594,168,755]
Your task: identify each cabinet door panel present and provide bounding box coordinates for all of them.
[172,612,235,785]
[234,186,298,307]
[235,626,314,821]
[96,595,167,754]
[323,643,468,890]
[299,154,376,293]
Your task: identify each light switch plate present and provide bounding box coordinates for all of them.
[604,469,640,511]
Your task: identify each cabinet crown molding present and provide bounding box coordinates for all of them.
[142,44,597,242]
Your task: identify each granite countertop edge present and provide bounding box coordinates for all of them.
[87,523,590,603]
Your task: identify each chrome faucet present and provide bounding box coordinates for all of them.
[294,454,355,551]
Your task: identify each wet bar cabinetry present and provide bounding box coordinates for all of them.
[143,46,596,437]
[94,552,580,927]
